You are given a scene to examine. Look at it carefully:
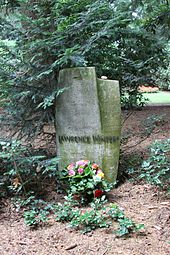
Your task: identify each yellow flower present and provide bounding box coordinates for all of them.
[97,171,104,179]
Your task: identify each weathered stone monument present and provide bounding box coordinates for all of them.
[55,67,121,183]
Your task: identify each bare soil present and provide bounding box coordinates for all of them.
[0,105,170,255]
[122,105,170,153]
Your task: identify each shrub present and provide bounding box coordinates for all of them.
[0,39,17,107]
[156,64,170,91]
[23,198,54,227]
[22,196,144,235]
[0,0,168,138]
[121,91,148,109]
[139,138,170,191]
[54,199,144,235]
[0,140,59,197]
[155,44,170,91]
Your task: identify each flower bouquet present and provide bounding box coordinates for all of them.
[60,160,112,203]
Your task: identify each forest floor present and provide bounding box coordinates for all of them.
[0,105,170,255]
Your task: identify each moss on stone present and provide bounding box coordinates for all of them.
[55,67,121,183]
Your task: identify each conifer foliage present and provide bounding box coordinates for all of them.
[0,0,169,138]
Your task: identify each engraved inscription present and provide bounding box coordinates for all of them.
[58,135,119,144]
[92,135,118,143]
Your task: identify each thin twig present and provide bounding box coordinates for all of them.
[102,249,108,255]
[13,158,27,195]
[65,244,78,250]
[122,133,150,150]
[122,111,134,127]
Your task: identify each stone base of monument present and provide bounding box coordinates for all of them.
[55,67,121,183]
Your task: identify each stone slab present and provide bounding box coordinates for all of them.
[55,67,121,183]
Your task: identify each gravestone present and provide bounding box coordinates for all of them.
[55,67,121,183]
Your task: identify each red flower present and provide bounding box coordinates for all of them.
[94,189,104,198]
[73,194,81,201]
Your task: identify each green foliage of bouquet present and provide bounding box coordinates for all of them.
[61,160,112,203]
